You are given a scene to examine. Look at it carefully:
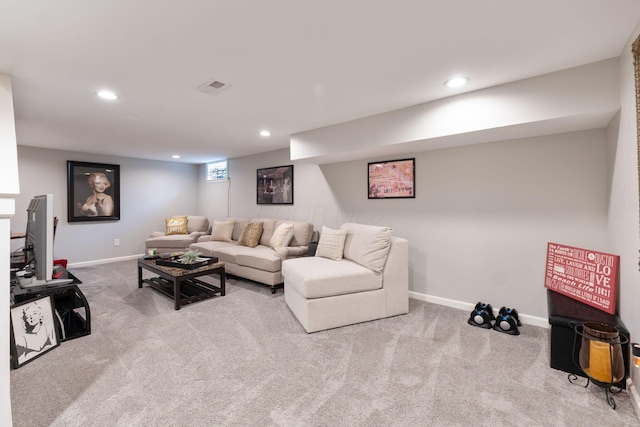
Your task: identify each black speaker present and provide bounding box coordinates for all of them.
[467,302,495,329]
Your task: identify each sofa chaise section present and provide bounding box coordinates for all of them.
[282,223,409,333]
[145,215,210,253]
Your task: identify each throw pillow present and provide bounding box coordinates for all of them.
[165,216,188,235]
[269,223,294,249]
[238,222,264,248]
[340,223,392,273]
[315,226,347,261]
[211,219,234,242]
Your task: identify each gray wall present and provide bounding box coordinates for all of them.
[14,128,609,322]
[215,129,608,320]
[12,146,200,264]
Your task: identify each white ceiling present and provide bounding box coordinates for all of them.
[1,0,640,164]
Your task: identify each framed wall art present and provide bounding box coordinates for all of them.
[633,34,640,270]
[257,165,294,205]
[10,296,60,368]
[368,158,415,199]
[67,161,120,222]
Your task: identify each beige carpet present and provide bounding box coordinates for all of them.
[10,259,639,426]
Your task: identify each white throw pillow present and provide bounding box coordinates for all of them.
[211,219,234,242]
[340,223,392,273]
[270,223,294,249]
[315,226,348,261]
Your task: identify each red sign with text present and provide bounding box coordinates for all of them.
[544,242,619,314]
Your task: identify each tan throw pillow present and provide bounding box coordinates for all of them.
[269,223,294,249]
[238,222,264,248]
[211,219,234,242]
[165,216,188,235]
[315,226,347,261]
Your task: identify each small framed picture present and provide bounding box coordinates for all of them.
[257,165,294,205]
[67,161,120,222]
[368,158,415,199]
[10,296,60,369]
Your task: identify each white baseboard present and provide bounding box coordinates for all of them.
[629,378,640,421]
[409,291,549,329]
[68,254,143,268]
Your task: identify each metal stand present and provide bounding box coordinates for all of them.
[569,322,629,410]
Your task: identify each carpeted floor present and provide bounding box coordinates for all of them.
[10,259,639,426]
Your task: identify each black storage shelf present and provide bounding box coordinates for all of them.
[11,269,91,342]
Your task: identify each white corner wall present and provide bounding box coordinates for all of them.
[609,22,640,414]
[1,73,18,427]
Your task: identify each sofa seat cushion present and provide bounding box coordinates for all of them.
[216,244,281,272]
[189,240,236,257]
[282,257,382,299]
[146,234,196,249]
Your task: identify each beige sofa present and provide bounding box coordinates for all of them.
[145,215,210,253]
[190,218,315,293]
[281,223,409,333]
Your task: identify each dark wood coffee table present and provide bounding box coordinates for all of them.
[137,258,225,310]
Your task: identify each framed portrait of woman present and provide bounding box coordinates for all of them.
[10,296,60,369]
[67,161,121,222]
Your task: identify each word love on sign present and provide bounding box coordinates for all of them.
[544,242,619,314]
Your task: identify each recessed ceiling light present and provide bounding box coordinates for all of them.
[97,90,118,100]
[260,130,271,137]
[444,77,469,88]
[172,155,180,159]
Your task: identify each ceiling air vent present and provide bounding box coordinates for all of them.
[197,78,231,95]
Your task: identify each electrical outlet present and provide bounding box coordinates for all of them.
[114,239,120,246]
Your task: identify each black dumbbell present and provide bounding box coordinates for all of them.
[467,302,495,329]
[493,307,520,335]
[497,306,521,326]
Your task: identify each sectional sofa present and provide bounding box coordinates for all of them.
[190,217,316,293]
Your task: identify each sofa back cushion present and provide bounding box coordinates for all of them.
[186,216,209,234]
[251,218,277,246]
[340,223,392,273]
[230,218,249,241]
[275,220,313,247]
[211,219,234,242]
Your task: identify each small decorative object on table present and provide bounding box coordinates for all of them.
[180,249,201,264]
[156,250,218,270]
